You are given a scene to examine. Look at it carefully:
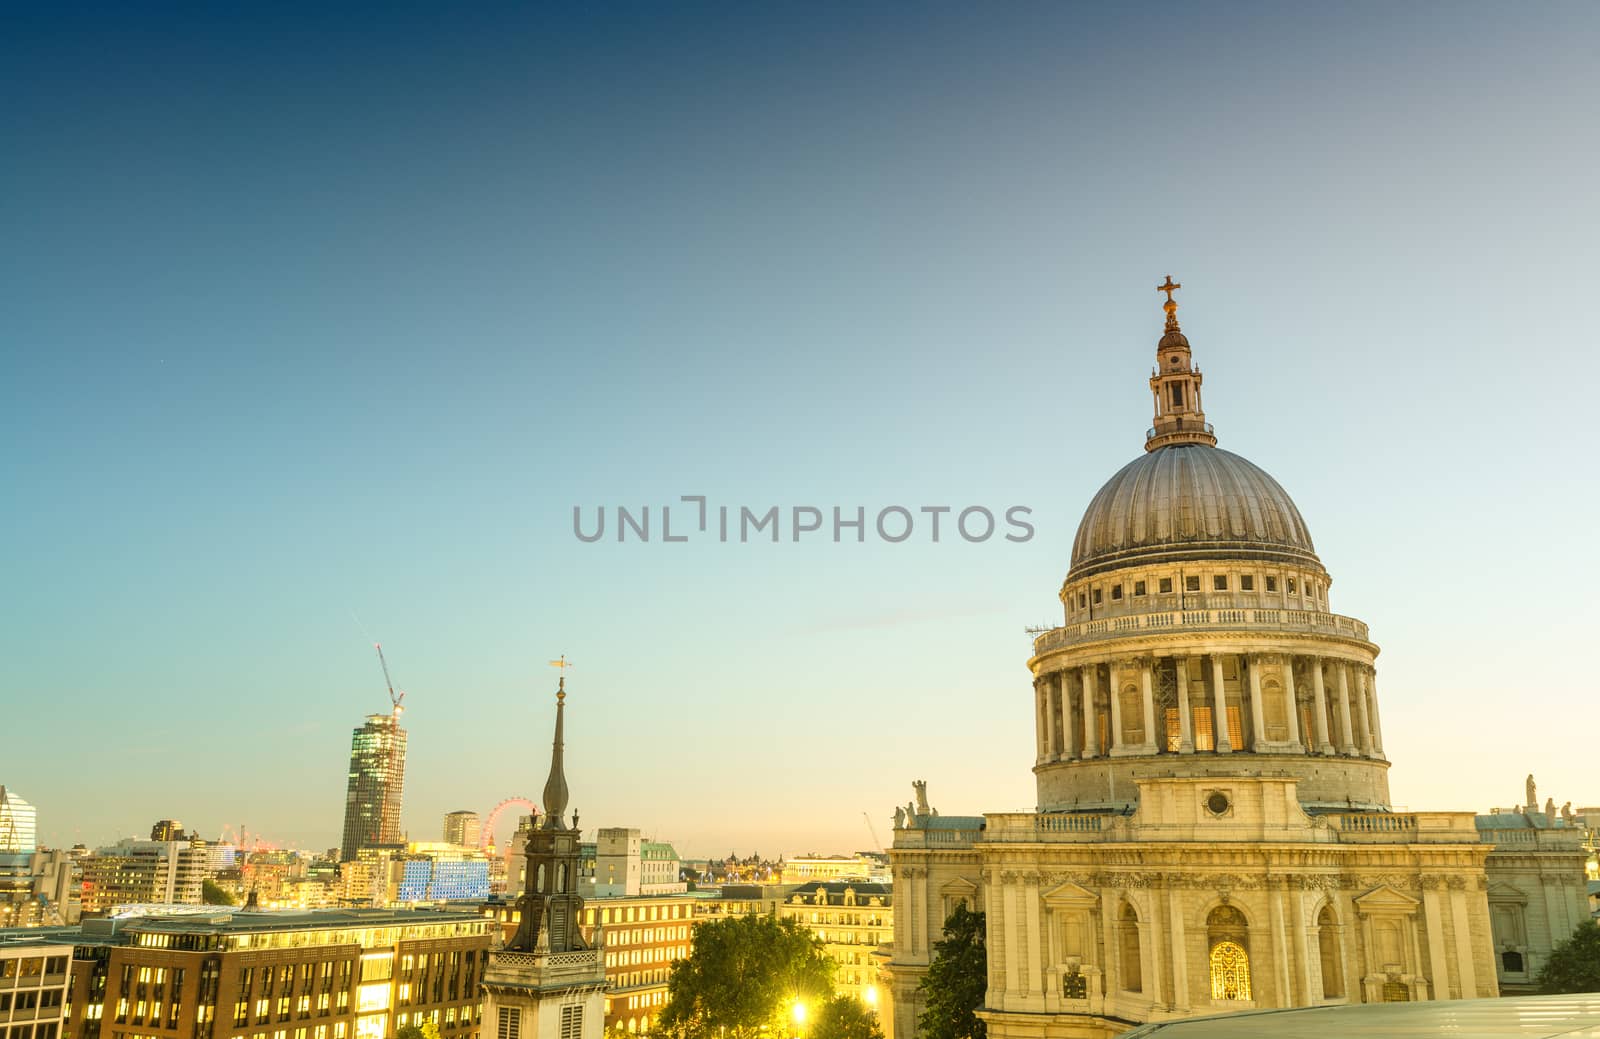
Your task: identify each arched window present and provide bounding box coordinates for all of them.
[1209,941,1250,1000]
[1207,906,1251,1001]
[557,864,568,893]
[1316,905,1343,998]
[1262,678,1288,741]
[1502,950,1524,973]
[535,863,546,893]
[1119,903,1142,993]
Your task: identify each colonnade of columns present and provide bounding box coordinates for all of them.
[1034,652,1384,764]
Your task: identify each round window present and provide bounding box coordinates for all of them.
[1206,792,1231,816]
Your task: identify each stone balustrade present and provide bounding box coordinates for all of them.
[1324,811,1481,843]
[1033,606,1370,657]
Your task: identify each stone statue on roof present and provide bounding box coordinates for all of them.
[893,806,906,830]
[1526,774,1537,809]
[1562,801,1574,824]
[914,780,931,816]
[1545,797,1557,823]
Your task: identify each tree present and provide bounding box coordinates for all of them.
[201,879,236,906]
[1537,921,1600,994]
[659,914,834,1039]
[395,1023,440,1039]
[811,995,882,1039]
[917,904,986,1039]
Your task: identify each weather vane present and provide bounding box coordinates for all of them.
[549,655,573,700]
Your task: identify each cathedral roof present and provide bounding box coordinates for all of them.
[1069,444,1322,581]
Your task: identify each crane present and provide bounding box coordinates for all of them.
[862,811,885,856]
[372,642,407,846]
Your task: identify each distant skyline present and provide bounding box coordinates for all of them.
[3,3,1598,858]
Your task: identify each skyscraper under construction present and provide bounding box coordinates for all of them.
[339,713,407,861]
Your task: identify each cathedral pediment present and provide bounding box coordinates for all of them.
[1042,879,1100,909]
[1486,882,1529,905]
[940,877,978,898]
[1353,884,1420,913]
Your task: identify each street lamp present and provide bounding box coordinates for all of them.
[792,1000,807,1039]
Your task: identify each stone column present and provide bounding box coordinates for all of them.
[1039,678,1053,765]
[1082,665,1100,758]
[1025,874,1044,996]
[1210,655,1231,753]
[1335,663,1356,754]
[1290,887,1312,1005]
[1108,666,1125,752]
[1175,657,1194,754]
[1366,669,1385,757]
[1268,882,1290,1006]
[1140,658,1158,752]
[1247,655,1267,751]
[1002,874,1023,996]
[1167,888,1190,1010]
[1353,668,1373,756]
[1061,671,1077,762]
[1282,655,1303,752]
[1309,658,1334,755]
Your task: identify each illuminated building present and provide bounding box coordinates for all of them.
[778,884,891,1006]
[32,906,489,1039]
[395,847,489,904]
[0,936,72,1039]
[779,856,885,885]
[480,678,605,1039]
[0,790,37,855]
[80,842,207,917]
[441,815,480,851]
[340,717,407,864]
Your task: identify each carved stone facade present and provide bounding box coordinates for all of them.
[885,286,1528,1039]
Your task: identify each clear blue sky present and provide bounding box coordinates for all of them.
[3,3,1597,857]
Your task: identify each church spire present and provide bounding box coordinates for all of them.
[1145,276,1218,452]
[542,675,570,830]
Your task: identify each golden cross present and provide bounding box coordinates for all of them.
[1158,276,1181,303]
[548,655,573,673]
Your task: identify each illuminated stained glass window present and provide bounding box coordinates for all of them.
[1209,941,1250,1000]
[1165,708,1182,752]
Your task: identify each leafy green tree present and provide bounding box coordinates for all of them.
[810,995,882,1039]
[1537,921,1600,994]
[201,879,236,906]
[658,913,834,1039]
[917,904,986,1039]
[395,1023,440,1039]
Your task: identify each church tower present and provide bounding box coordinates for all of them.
[482,674,606,1039]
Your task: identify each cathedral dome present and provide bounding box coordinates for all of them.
[1068,443,1322,582]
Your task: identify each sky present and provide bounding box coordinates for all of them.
[2,3,1598,859]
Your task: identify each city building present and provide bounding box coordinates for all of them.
[395,847,490,904]
[778,883,891,1006]
[780,856,888,886]
[884,284,1532,1039]
[589,834,684,898]
[148,823,191,844]
[23,905,490,1039]
[0,791,37,856]
[79,841,207,917]
[442,815,481,852]
[578,895,694,1034]
[1475,777,1592,994]
[340,715,407,864]
[481,678,605,1039]
[0,934,72,1039]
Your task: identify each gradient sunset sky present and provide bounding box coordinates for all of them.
[3,3,1597,857]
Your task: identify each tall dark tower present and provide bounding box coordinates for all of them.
[483,672,606,1039]
[506,675,587,952]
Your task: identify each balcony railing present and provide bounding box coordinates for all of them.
[1033,606,1370,656]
